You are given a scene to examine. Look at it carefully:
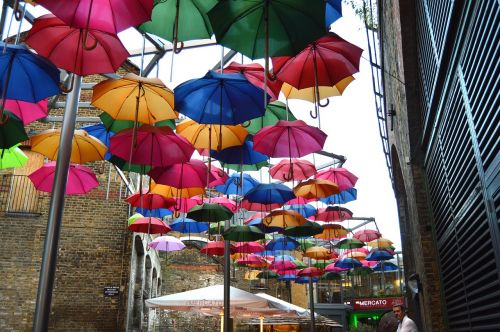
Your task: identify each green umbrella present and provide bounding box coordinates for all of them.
[299,239,316,251]
[223,225,265,242]
[321,272,342,281]
[208,0,326,59]
[154,119,176,130]
[245,101,297,135]
[0,144,28,169]
[293,259,307,269]
[347,266,373,276]
[108,155,152,174]
[335,238,365,249]
[139,0,217,48]
[314,259,333,269]
[256,270,279,279]
[100,112,175,132]
[128,213,144,225]
[284,221,323,237]
[0,112,28,149]
[224,161,269,172]
[208,221,226,235]
[187,203,234,223]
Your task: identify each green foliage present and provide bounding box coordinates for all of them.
[344,0,378,30]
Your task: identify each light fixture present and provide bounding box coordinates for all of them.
[407,273,421,294]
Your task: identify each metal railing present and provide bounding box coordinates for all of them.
[0,173,42,216]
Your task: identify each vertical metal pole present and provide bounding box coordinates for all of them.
[308,259,316,332]
[223,214,232,332]
[32,75,82,332]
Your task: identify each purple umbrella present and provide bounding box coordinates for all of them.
[148,236,186,252]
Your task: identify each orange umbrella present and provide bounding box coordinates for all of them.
[281,76,355,102]
[262,210,307,229]
[367,238,394,249]
[293,178,339,199]
[31,129,107,164]
[303,246,330,259]
[92,73,177,124]
[315,223,349,240]
[150,181,204,199]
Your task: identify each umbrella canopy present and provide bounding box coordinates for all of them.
[208,0,326,59]
[128,217,171,234]
[148,159,210,188]
[135,207,173,218]
[80,123,113,160]
[168,196,202,213]
[278,274,297,281]
[320,188,357,205]
[334,257,362,269]
[313,206,353,222]
[314,223,348,240]
[208,166,229,187]
[366,249,394,261]
[283,204,317,218]
[127,190,176,210]
[92,73,176,124]
[256,271,279,279]
[297,267,324,278]
[224,225,265,242]
[270,259,297,271]
[187,203,234,223]
[174,71,268,125]
[31,129,107,164]
[244,183,295,205]
[200,240,233,256]
[176,120,248,151]
[353,229,381,242]
[295,276,319,284]
[233,242,265,254]
[108,155,151,174]
[304,246,330,259]
[270,158,316,181]
[28,161,99,195]
[321,272,342,281]
[325,0,342,26]
[4,99,48,125]
[324,264,348,273]
[236,254,270,268]
[262,210,307,229]
[283,221,323,237]
[372,262,399,272]
[224,160,269,172]
[109,125,194,167]
[315,167,358,191]
[25,14,129,76]
[335,238,365,250]
[170,218,209,234]
[0,113,28,149]
[207,197,238,212]
[265,236,300,251]
[151,182,205,199]
[293,179,339,199]
[215,173,260,196]
[37,0,153,34]
[148,235,186,252]
[280,76,354,102]
[367,238,394,249]
[245,101,297,136]
[253,120,327,158]
[128,213,144,225]
[210,136,268,165]
[0,144,28,169]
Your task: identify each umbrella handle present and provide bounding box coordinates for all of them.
[241,120,251,128]
[59,74,75,94]
[319,98,330,108]
[82,29,98,51]
[13,0,22,21]
[0,110,9,125]
[173,40,184,54]
[309,108,319,119]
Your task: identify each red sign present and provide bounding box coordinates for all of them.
[346,297,404,310]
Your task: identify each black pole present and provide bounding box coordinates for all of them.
[223,215,232,331]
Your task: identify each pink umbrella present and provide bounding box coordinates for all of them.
[126,189,176,210]
[37,0,153,34]
[285,197,315,205]
[315,167,358,191]
[200,241,235,256]
[270,158,317,181]
[208,197,238,212]
[148,159,212,188]
[361,260,378,268]
[168,196,202,213]
[313,206,353,222]
[128,217,171,234]
[269,260,297,271]
[4,99,48,125]
[241,200,283,212]
[253,120,327,158]
[110,125,194,167]
[297,267,324,278]
[148,235,185,252]
[353,229,381,242]
[236,254,270,267]
[233,241,265,254]
[324,264,349,273]
[28,161,99,195]
[208,166,229,188]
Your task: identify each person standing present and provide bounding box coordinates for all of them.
[393,304,418,332]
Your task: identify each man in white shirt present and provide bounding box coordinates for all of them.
[393,304,418,332]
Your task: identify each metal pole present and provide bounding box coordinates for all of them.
[308,257,316,332]
[223,214,232,331]
[33,75,82,332]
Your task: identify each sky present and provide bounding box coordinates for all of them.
[5,2,401,250]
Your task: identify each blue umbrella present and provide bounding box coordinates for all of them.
[320,188,357,205]
[295,276,319,284]
[335,257,362,269]
[211,136,268,165]
[0,43,60,104]
[265,236,300,251]
[135,207,172,218]
[174,70,269,125]
[278,274,297,281]
[283,204,317,218]
[244,183,295,204]
[215,173,260,196]
[81,123,114,160]
[274,255,296,261]
[373,262,398,272]
[170,218,209,233]
[366,249,394,261]
[325,0,342,27]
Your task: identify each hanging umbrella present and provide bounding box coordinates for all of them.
[367,238,394,249]
[341,250,367,261]
[270,158,316,181]
[170,217,209,234]
[0,112,28,149]
[224,161,269,172]
[169,197,203,213]
[293,179,339,200]
[253,120,327,158]
[278,274,297,281]
[150,182,205,199]
[324,264,348,273]
[109,125,194,167]
[127,190,176,210]
[297,267,324,278]
[200,241,234,256]
[353,229,381,242]
[148,235,186,252]
[313,206,353,222]
[298,239,316,251]
[372,262,399,272]
[283,204,317,218]
[0,144,28,169]
[4,99,48,125]
[128,213,144,225]
[280,76,354,102]
[315,167,358,191]
[325,0,342,26]
[245,212,268,224]
[315,223,348,240]
[99,112,176,133]
[283,221,323,238]
[265,236,300,251]
[295,276,319,284]
[207,197,238,212]
[187,203,234,223]
[25,14,129,76]
[135,207,173,218]
[241,200,283,212]
[334,257,362,269]
[236,254,269,268]
[244,217,282,234]
[148,159,211,188]
[208,166,229,188]
[80,123,113,160]
[37,0,154,34]
[28,161,99,195]
[366,249,394,261]
[245,101,296,135]
[335,238,365,250]
[138,0,216,50]
[304,246,330,259]
[210,136,268,166]
[31,129,107,164]
[262,210,307,229]
[233,242,265,254]
[320,188,357,205]
[214,173,260,196]
[286,197,314,205]
[244,183,296,205]
[176,120,248,151]
[223,225,265,242]
[208,221,228,236]
[108,155,151,174]
[174,71,269,125]
[92,74,176,124]
[321,272,342,281]
[128,217,171,234]
[256,271,279,279]
[347,266,373,276]
[269,259,297,271]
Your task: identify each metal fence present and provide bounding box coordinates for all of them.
[0,173,42,216]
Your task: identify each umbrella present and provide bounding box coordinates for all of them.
[353,229,381,242]
[256,271,279,279]
[325,0,342,26]
[150,182,205,199]
[347,266,373,276]
[313,206,353,222]
[315,224,348,240]
[241,200,283,212]
[31,129,107,164]
[233,242,265,254]
[293,179,339,199]
[176,120,248,151]
[253,120,327,158]
[148,159,210,188]
[25,14,129,76]
[244,183,296,205]
[366,249,394,261]
[265,236,300,251]
[80,123,113,160]
[0,144,28,169]
[278,274,297,281]
[174,71,268,125]
[334,257,362,269]
[286,197,314,205]
[4,99,48,125]
[283,221,323,238]
[128,213,144,225]
[223,225,265,242]
[340,250,367,260]
[367,238,394,249]
[215,173,260,196]
[200,241,234,256]
[372,262,399,272]
[169,197,202,213]
[270,158,316,181]
[108,155,151,174]
[207,197,238,212]
[236,254,269,268]
[208,166,229,187]
[128,217,171,234]
[0,112,28,149]
[99,112,176,133]
[138,0,216,50]
[244,217,282,234]
[304,246,330,259]
[269,259,297,271]
[295,276,319,284]
[135,207,172,218]
[148,235,186,252]
[210,136,268,165]
[28,161,99,195]
[262,210,307,229]
[298,239,316,251]
[187,203,234,223]
[170,218,209,234]
[126,190,176,210]
[297,267,324,278]
[335,238,365,249]
[92,74,176,124]
[315,167,358,191]
[224,161,269,172]
[283,204,317,218]
[109,125,194,167]
[324,264,348,273]
[37,0,154,34]
[320,188,357,205]
[280,76,354,102]
[245,101,297,136]
[321,272,342,280]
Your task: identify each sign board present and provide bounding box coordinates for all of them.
[104,286,120,297]
[346,297,404,311]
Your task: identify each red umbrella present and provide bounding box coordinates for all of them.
[168,196,202,213]
[253,120,327,158]
[208,166,229,188]
[28,161,99,195]
[25,14,129,76]
[148,159,212,188]
[200,241,235,256]
[236,254,269,268]
[126,189,176,210]
[208,197,239,212]
[313,206,353,222]
[315,167,358,191]
[110,125,195,167]
[270,158,317,181]
[297,267,324,278]
[233,241,265,254]
[128,217,171,234]
[285,197,315,205]
[241,200,283,212]
[4,99,48,125]
[219,62,283,101]
[353,229,381,242]
[37,0,153,34]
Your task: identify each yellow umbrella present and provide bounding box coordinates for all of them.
[293,179,339,199]
[367,237,394,249]
[341,251,367,260]
[176,119,248,151]
[150,181,204,198]
[31,129,107,164]
[262,210,307,229]
[244,270,262,280]
[92,73,177,124]
[303,246,330,259]
[315,224,349,240]
[281,76,355,102]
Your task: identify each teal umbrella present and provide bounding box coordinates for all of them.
[187,203,234,223]
[245,101,297,135]
[223,225,265,242]
[0,144,28,169]
[223,161,269,172]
